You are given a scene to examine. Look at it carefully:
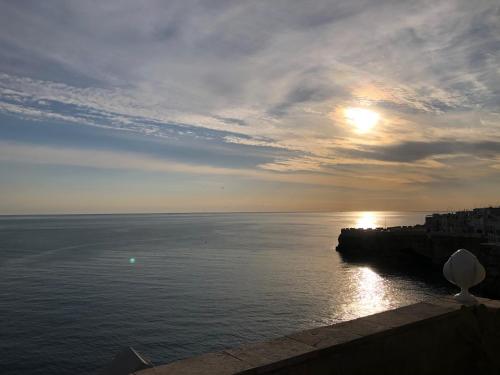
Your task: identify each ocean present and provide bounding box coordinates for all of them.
[0,212,452,374]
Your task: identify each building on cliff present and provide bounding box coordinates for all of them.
[425,207,500,243]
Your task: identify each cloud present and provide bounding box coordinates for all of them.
[0,141,258,177]
[0,0,499,204]
[0,141,434,190]
[348,140,500,163]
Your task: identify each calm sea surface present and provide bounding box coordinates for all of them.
[0,212,452,374]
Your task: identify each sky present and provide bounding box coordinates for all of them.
[0,0,499,214]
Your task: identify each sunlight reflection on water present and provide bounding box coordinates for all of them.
[333,265,395,321]
[353,266,391,315]
[354,211,393,229]
[355,212,378,229]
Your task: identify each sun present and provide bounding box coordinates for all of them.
[344,107,380,133]
[355,212,378,229]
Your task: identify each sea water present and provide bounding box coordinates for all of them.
[0,212,452,374]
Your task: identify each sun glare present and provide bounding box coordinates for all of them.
[344,107,380,133]
[355,212,378,229]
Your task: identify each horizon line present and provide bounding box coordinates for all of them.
[0,208,475,217]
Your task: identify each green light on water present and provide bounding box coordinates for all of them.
[129,257,136,264]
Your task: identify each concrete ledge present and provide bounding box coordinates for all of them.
[134,299,500,375]
[133,352,250,375]
[224,336,315,373]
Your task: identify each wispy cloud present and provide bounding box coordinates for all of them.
[0,0,499,211]
[0,141,438,190]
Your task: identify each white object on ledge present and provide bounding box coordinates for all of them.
[443,249,486,304]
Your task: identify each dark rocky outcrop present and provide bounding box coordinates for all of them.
[336,227,500,298]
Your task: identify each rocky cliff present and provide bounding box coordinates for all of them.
[336,227,500,298]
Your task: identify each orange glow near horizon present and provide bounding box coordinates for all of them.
[355,211,378,229]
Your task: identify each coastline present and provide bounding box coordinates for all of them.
[336,208,500,299]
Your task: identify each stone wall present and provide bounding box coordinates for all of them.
[131,300,500,375]
[474,243,500,297]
